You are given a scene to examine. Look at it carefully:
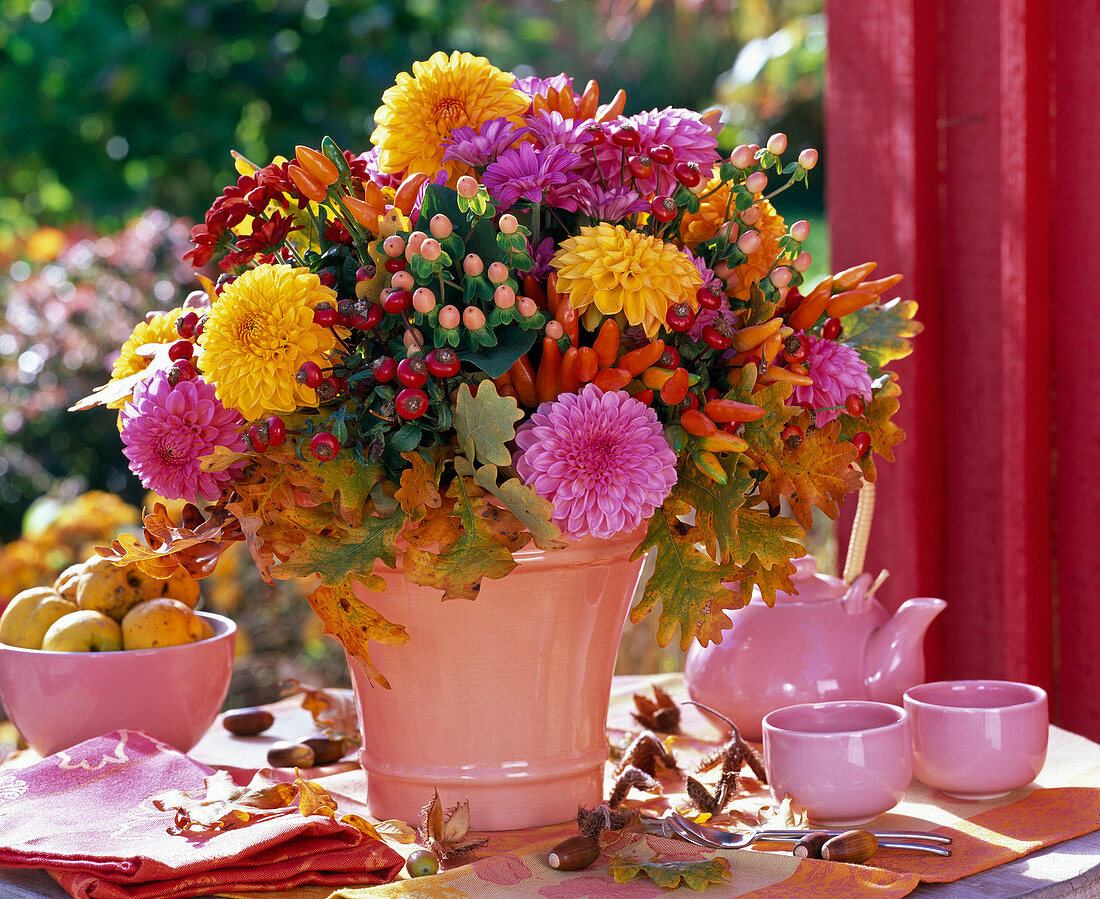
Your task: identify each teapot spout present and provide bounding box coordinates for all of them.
[864,597,946,703]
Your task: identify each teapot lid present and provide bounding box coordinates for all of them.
[777,556,849,603]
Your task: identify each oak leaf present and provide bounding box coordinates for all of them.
[305,583,410,690]
[152,769,298,834]
[671,464,755,566]
[454,457,565,551]
[339,814,416,844]
[453,380,523,466]
[609,855,732,891]
[420,790,490,858]
[279,442,383,529]
[69,341,178,411]
[841,297,923,376]
[725,508,805,606]
[295,769,339,819]
[724,364,795,461]
[285,679,361,742]
[394,451,442,521]
[840,373,906,482]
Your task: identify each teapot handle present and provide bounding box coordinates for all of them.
[842,571,875,616]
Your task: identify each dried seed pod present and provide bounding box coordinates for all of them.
[222,708,275,736]
[548,835,600,871]
[792,831,831,859]
[302,737,347,765]
[821,830,878,864]
[266,741,315,768]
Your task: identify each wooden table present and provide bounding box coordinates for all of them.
[2,675,1099,898]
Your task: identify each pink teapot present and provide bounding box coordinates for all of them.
[683,557,946,741]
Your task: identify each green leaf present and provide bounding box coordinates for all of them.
[419,184,507,266]
[671,464,754,565]
[390,423,422,454]
[609,856,732,891]
[456,323,538,378]
[726,508,806,606]
[724,364,795,461]
[453,380,524,466]
[840,373,906,482]
[841,297,924,375]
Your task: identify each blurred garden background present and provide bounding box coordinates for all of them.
[0,0,826,704]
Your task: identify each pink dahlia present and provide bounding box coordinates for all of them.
[792,334,874,424]
[514,384,678,540]
[120,370,245,501]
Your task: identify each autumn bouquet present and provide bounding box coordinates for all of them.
[78,52,920,684]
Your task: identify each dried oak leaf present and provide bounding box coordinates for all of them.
[69,341,178,411]
[609,856,732,891]
[577,804,638,842]
[295,769,339,819]
[616,731,680,778]
[152,769,298,835]
[420,790,489,858]
[609,765,661,808]
[632,684,681,733]
[339,814,417,844]
[285,678,361,743]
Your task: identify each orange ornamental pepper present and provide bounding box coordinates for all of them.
[497,383,518,400]
[554,297,580,347]
[493,369,515,394]
[295,145,339,186]
[556,85,577,119]
[762,332,784,364]
[393,172,430,215]
[289,165,328,203]
[577,80,600,119]
[826,288,878,318]
[760,366,813,387]
[524,274,548,310]
[698,431,750,454]
[680,410,718,437]
[575,346,599,383]
[619,339,666,377]
[508,354,539,408]
[596,88,627,122]
[592,319,621,368]
[704,398,766,423]
[560,347,581,392]
[342,195,382,228]
[730,317,783,353]
[832,261,878,292]
[546,271,563,316]
[362,179,386,211]
[858,273,904,296]
[536,337,563,403]
[789,283,833,332]
[633,388,655,405]
[640,366,675,390]
[660,367,690,406]
[591,367,633,391]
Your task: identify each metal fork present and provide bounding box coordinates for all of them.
[663,812,952,856]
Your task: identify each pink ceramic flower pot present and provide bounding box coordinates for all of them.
[0,612,236,756]
[345,529,647,831]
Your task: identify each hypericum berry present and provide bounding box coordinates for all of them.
[406,231,427,256]
[649,144,675,165]
[673,161,701,187]
[845,394,866,417]
[355,264,376,281]
[766,132,788,155]
[463,254,484,277]
[403,328,424,351]
[781,424,804,450]
[176,311,199,339]
[498,213,519,235]
[702,324,733,352]
[737,230,762,255]
[167,339,193,362]
[382,235,406,257]
[790,220,811,242]
[798,148,820,170]
[696,284,724,311]
[487,261,508,284]
[658,346,681,369]
[425,347,461,378]
[730,144,755,168]
[793,251,813,273]
[383,257,406,273]
[516,296,538,318]
[309,432,340,461]
[167,359,195,385]
[313,303,338,327]
[493,284,516,308]
[666,302,697,332]
[611,125,640,149]
[745,171,768,194]
[419,238,442,261]
[438,305,461,330]
[782,334,810,364]
[382,289,412,313]
[627,154,653,179]
[317,269,336,288]
[770,267,793,289]
[390,270,414,291]
[396,356,428,388]
[395,386,429,419]
[740,204,762,226]
[315,377,337,402]
[412,287,437,314]
[650,196,677,223]
[545,320,564,340]
[456,175,479,198]
[852,431,872,458]
[265,415,286,448]
[370,357,397,383]
[247,423,269,453]
[429,213,453,239]
[822,317,843,340]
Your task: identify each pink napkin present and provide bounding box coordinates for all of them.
[0,730,403,898]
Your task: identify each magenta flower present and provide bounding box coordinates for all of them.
[482,143,578,210]
[442,117,526,168]
[558,181,649,220]
[514,385,678,540]
[525,110,592,151]
[791,334,874,424]
[120,370,245,501]
[514,73,574,99]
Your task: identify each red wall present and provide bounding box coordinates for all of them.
[826,0,1100,739]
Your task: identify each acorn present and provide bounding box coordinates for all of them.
[792,831,831,859]
[222,708,275,736]
[302,737,347,766]
[820,830,879,864]
[266,741,316,768]
[547,835,600,871]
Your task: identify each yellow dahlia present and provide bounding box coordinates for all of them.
[370,51,529,179]
[198,264,337,419]
[552,224,703,338]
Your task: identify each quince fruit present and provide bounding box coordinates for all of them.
[53,561,87,603]
[0,587,79,649]
[121,598,205,650]
[41,610,123,652]
[75,557,163,621]
[156,568,201,609]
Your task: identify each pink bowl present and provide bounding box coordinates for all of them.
[762,701,912,827]
[904,680,1048,799]
[0,612,236,756]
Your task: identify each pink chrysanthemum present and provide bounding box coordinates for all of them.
[120,370,245,502]
[514,384,678,540]
[792,334,874,424]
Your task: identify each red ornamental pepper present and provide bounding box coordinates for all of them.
[680,409,718,437]
[524,274,548,311]
[575,347,599,383]
[633,388,655,405]
[660,367,690,406]
[591,367,632,392]
[554,298,580,348]
[560,347,581,393]
[619,339,666,377]
[546,271,563,316]
[536,336,563,403]
[592,319,621,368]
[703,398,766,423]
[508,354,539,407]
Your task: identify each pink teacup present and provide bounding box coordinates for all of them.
[762,701,912,827]
[903,680,1048,799]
